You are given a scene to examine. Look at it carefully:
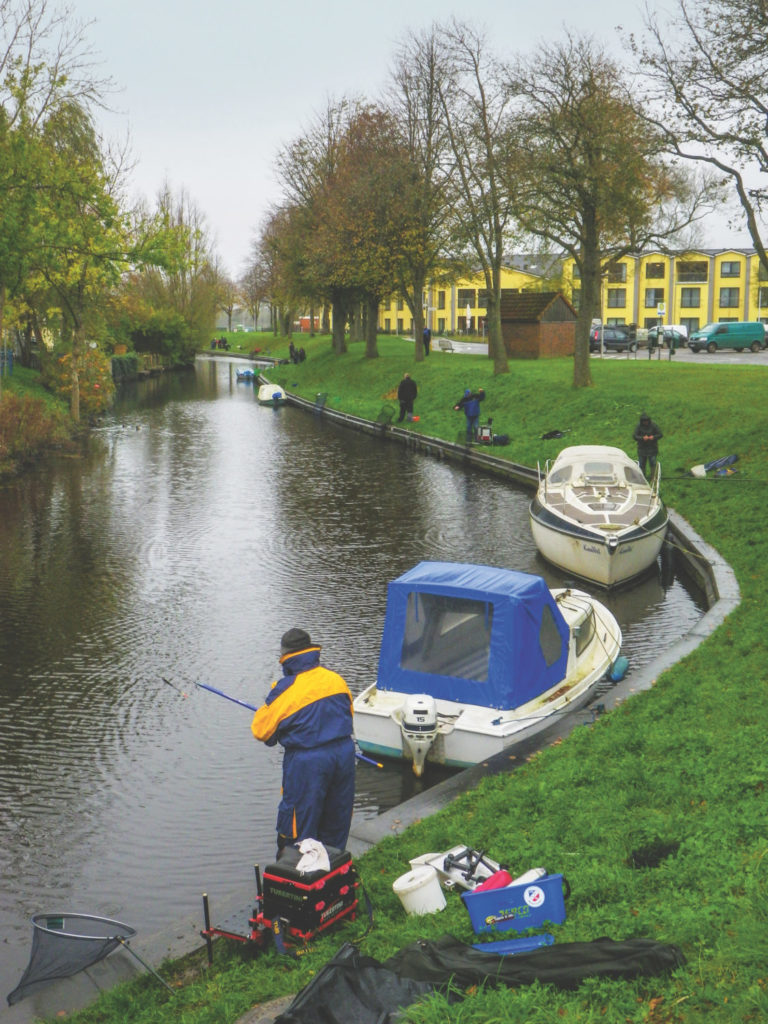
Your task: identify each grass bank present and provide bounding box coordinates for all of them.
[52,338,768,1023]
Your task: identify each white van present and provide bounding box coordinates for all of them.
[646,324,688,348]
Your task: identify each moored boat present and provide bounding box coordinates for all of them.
[236,368,255,381]
[257,383,286,406]
[529,445,668,588]
[353,561,623,775]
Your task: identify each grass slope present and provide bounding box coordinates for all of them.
[55,337,768,1023]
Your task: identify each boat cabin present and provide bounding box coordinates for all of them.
[376,562,573,711]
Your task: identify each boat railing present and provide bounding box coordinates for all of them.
[650,461,662,501]
[537,459,554,501]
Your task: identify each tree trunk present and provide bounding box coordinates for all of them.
[322,304,331,333]
[70,324,83,424]
[331,295,347,354]
[349,303,363,342]
[408,275,426,365]
[309,302,316,337]
[573,230,598,388]
[364,296,379,358]
[485,264,509,375]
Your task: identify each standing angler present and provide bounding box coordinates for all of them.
[251,628,356,854]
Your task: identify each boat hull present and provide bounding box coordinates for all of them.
[529,501,668,587]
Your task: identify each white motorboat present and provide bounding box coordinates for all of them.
[353,561,623,775]
[257,383,286,406]
[529,445,668,588]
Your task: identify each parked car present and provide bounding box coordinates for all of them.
[589,326,637,353]
[689,321,766,353]
[646,327,688,349]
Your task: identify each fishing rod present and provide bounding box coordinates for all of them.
[193,681,384,768]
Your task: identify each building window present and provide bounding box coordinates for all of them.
[645,288,665,308]
[678,261,708,283]
[646,262,665,279]
[437,290,446,310]
[719,287,739,308]
[606,289,626,308]
[478,290,490,307]
[384,298,391,311]
[758,287,768,308]
[606,262,627,283]
[397,298,404,312]
[681,317,700,333]
[457,288,476,306]
[606,317,626,325]
[720,261,740,277]
[384,318,391,333]
[397,318,403,333]
[437,317,446,332]
[758,263,768,281]
[681,288,700,308]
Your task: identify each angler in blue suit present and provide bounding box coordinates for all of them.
[252,629,355,853]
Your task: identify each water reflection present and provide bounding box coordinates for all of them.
[0,357,705,999]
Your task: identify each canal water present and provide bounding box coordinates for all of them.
[0,356,705,1000]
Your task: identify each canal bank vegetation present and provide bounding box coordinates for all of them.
[49,335,768,1024]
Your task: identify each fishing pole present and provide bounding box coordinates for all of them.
[162,676,188,698]
[193,681,383,768]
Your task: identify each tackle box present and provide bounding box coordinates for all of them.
[261,845,359,936]
[461,872,569,935]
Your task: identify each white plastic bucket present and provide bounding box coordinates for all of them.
[392,864,446,915]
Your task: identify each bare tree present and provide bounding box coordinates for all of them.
[387,25,460,364]
[633,0,768,271]
[434,20,520,375]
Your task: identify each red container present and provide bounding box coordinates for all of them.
[473,869,513,892]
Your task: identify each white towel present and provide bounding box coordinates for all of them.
[295,838,331,874]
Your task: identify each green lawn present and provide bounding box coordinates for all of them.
[44,337,768,1023]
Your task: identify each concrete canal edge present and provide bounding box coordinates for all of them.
[0,383,739,1024]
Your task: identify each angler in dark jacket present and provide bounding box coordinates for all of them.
[397,373,418,422]
[633,412,663,477]
[454,387,485,443]
[252,628,355,852]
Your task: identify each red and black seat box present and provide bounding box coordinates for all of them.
[262,846,359,931]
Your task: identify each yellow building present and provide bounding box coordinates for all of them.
[379,260,550,335]
[565,248,768,331]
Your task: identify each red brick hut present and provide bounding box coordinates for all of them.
[499,291,577,358]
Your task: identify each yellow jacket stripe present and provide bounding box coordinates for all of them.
[251,665,353,744]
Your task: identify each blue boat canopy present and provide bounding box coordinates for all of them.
[377,562,570,710]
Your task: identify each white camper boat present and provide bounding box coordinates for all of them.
[353,561,623,775]
[529,445,668,588]
[257,384,286,406]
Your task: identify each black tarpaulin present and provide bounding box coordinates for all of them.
[384,933,687,990]
[273,942,438,1024]
[273,934,686,1024]
[7,914,136,1006]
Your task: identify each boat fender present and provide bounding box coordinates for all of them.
[608,655,629,682]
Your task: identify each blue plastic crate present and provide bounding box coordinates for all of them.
[461,873,569,935]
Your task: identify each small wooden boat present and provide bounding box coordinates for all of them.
[236,368,255,381]
[257,384,286,406]
[529,445,668,587]
[353,561,623,774]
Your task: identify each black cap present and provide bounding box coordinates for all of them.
[640,412,650,421]
[280,628,318,656]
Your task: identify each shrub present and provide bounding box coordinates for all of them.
[0,392,66,464]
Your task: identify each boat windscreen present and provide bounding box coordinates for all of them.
[623,464,647,486]
[400,592,492,682]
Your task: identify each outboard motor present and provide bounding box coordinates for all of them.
[400,694,439,777]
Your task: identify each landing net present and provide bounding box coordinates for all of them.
[7,913,136,1006]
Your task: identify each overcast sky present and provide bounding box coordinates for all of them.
[68,0,747,277]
